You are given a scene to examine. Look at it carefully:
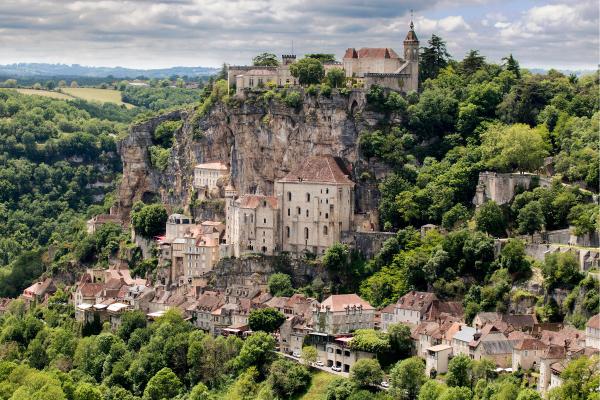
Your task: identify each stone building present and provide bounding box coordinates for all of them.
[343,21,419,93]
[275,155,355,255]
[227,54,298,95]
[193,162,229,192]
[165,214,194,241]
[183,222,224,282]
[224,189,280,257]
[313,294,375,335]
[585,314,600,350]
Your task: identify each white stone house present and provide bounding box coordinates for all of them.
[585,314,600,350]
[193,162,229,192]
[313,294,375,335]
[425,344,453,376]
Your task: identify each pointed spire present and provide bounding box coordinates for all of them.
[410,9,414,30]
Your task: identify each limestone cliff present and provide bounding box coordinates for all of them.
[117,89,391,220]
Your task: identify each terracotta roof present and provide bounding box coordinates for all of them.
[23,278,56,296]
[514,338,548,351]
[343,47,400,59]
[380,303,396,314]
[587,314,600,329]
[542,345,566,359]
[79,283,104,298]
[319,294,374,313]
[507,330,533,342]
[278,155,353,185]
[425,300,464,321]
[501,314,537,330]
[540,326,584,348]
[266,296,289,310]
[194,162,228,171]
[396,291,437,313]
[237,194,278,209]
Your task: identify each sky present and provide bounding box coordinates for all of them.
[0,0,598,70]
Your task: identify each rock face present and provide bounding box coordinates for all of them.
[116,89,389,220]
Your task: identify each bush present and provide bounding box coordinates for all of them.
[320,84,332,97]
[149,145,170,171]
[284,91,302,108]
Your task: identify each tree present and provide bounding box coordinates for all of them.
[517,201,544,236]
[301,345,318,365]
[3,79,17,88]
[131,203,168,238]
[143,367,182,400]
[502,54,521,79]
[253,53,279,66]
[480,123,549,172]
[497,238,531,278]
[267,358,311,398]
[234,331,276,375]
[326,378,356,400]
[326,68,346,88]
[74,383,102,400]
[446,354,472,388]
[289,58,325,85]
[388,323,413,359]
[305,54,336,63]
[248,308,285,333]
[459,50,485,75]
[267,273,293,297]
[475,201,506,237]
[547,355,599,400]
[322,243,350,271]
[418,380,446,400]
[117,310,147,342]
[350,358,384,388]
[516,388,542,400]
[442,204,470,230]
[420,35,451,81]
[389,357,426,400]
[349,329,390,354]
[440,386,473,400]
[189,382,210,400]
[70,81,79,88]
[542,252,582,288]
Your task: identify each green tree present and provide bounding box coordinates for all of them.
[517,201,544,236]
[253,53,279,66]
[153,120,182,148]
[267,358,311,398]
[440,386,473,400]
[117,310,147,342]
[442,203,470,231]
[446,354,472,388]
[326,378,356,400]
[388,323,413,359]
[420,34,451,82]
[542,252,582,288]
[475,201,506,237]
[267,273,294,297]
[131,203,168,238]
[548,356,599,400]
[305,54,336,63]
[322,243,350,271]
[497,238,531,278]
[234,331,276,375]
[143,367,182,400]
[350,358,384,388]
[301,345,318,366]
[418,380,446,400]
[289,58,325,85]
[74,383,102,400]
[189,382,211,400]
[481,123,549,172]
[248,308,285,333]
[389,357,426,400]
[516,388,542,400]
[459,50,485,75]
[326,68,346,88]
[502,54,521,79]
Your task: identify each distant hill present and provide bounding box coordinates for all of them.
[0,63,219,78]
[527,68,596,77]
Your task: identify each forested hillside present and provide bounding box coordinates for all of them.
[0,90,130,295]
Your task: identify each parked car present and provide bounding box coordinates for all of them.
[314,360,324,367]
[331,365,342,372]
[381,381,389,388]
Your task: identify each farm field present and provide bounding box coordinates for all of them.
[13,88,73,100]
[61,87,135,108]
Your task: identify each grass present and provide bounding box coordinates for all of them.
[61,87,135,108]
[299,370,340,400]
[13,88,73,100]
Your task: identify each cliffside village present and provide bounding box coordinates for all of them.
[14,154,600,396]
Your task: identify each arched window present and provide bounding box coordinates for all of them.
[306,193,311,202]
[287,192,292,201]
[306,209,309,217]
[304,227,309,240]
[286,226,290,238]
[287,208,290,216]
[297,207,301,215]
[323,226,328,235]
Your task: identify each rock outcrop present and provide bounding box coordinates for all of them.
[116,89,390,220]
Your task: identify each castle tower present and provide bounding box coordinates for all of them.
[403,20,419,92]
[281,54,296,66]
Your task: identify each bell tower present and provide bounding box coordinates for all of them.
[403,17,419,92]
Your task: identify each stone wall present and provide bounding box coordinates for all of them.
[473,172,552,207]
[522,243,599,271]
[341,230,396,259]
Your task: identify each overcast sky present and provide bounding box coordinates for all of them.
[0,0,597,70]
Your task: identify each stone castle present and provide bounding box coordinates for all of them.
[227,21,419,94]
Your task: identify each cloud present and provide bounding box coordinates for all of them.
[0,0,597,69]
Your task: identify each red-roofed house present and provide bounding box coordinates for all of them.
[22,278,56,305]
[275,155,355,255]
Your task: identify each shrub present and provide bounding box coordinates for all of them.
[284,91,302,108]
